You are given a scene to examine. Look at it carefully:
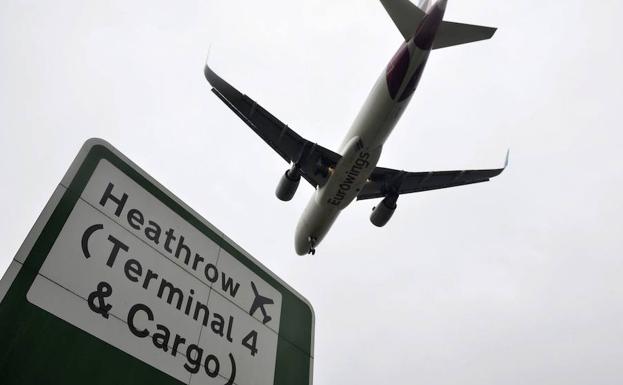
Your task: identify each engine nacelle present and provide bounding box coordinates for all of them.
[275,167,301,201]
[370,195,398,227]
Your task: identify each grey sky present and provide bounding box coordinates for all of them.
[2,0,623,384]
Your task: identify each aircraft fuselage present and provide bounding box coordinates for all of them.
[294,0,446,255]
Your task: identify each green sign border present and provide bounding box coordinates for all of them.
[0,139,314,385]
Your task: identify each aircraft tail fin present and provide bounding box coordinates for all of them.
[380,0,426,40]
[433,21,497,49]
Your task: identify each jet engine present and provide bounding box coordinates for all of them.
[275,166,301,201]
[370,195,398,227]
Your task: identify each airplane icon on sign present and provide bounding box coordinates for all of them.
[249,281,274,324]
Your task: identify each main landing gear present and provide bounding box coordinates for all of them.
[307,236,317,255]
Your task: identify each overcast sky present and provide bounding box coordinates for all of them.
[2,0,623,384]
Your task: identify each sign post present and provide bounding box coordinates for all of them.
[0,139,314,385]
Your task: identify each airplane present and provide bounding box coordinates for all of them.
[205,0,507,255]
[249,281,274,324]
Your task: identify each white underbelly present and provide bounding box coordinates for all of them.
[293,69,410,254]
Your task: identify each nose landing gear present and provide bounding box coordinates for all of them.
[307,236,317,255]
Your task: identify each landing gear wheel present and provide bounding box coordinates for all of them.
[307,236,317,255]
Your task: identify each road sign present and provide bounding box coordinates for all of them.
[0,139,314,385]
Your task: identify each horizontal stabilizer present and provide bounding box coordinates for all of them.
[433,21,497,49]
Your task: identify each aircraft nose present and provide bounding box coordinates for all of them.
[294,234,309,256]
[294,238,309,255]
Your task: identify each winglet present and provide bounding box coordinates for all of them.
[204,45,230,90]
[504,148,510,169]
[204,45,217,86]
[205,44,212,67]
[203,54,243,102]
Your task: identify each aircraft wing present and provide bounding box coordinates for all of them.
[357,152,508,200]
[205,64,341,188]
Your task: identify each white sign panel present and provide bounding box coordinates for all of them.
[27,158,283,385]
